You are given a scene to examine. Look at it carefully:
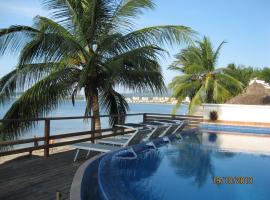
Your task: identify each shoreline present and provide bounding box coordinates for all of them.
[129,102,176,105]
[128,102,189,105]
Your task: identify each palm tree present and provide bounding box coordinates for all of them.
[0,0,194,140]
[257,67,270,84]
[169,37,243,113]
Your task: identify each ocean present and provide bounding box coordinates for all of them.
[0,100,188,139]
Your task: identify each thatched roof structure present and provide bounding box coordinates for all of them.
[227,82,270,105]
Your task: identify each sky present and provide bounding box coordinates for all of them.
[0,0,270,86]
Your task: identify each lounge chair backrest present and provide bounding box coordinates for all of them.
[147,126,167,140]
[161,120,188,137]
[159,124,177,137]
[124,128,151,146]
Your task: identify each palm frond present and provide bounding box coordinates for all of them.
[99,88,129,126]
[106,50,166,93]
[0,62,62,107]
[168,64,183,72]
[119,69,166,94]
[104,25,195,54]
[0,25,39,56]
[189,84,205,113]
[18,31,85,65]
[216,73,244,95]
[112,0,155,31]
[0,70,17,106]
[213,41,226,64]
[197,37,215,71]
[213,80,232,103]
[42,0,82,31]
[173,47,204,73]
[16,62,64,90]
[172,100,182,115]
[169,75,202,113]
[0,67,79,140]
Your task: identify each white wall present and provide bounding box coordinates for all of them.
[203,104,270,123]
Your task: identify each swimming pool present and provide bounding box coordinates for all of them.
[71,129,270,200]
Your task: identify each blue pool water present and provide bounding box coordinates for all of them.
[81,130,270,200]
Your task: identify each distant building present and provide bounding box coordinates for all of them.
[124,95,191,104]
[249,78,270,89]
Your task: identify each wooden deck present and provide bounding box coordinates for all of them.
[0,113,203,200]
[0,150,93,200]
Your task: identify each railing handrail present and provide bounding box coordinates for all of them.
[0,112,204,122]
[146,113,203,118]
[0,113,145,122]
[0,136,45,146]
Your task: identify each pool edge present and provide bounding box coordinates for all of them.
[70,153,105,200]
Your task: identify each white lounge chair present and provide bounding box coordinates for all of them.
[153,119,188,135]
[113,122,168,140]
[97,119,188,147]
[141,121,171,137]
[96,122,166,146]
[71,126,151,162]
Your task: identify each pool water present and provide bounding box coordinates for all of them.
[83,130,270,200]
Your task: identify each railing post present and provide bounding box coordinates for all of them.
[143,113,147,123]
[91,117,95,131]
[44,119,50,157]
[91,117,95,143]
[56,192,62,200]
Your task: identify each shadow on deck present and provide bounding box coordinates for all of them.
[0,150,94,200]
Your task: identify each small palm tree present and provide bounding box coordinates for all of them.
[0,0,194,140]
[257,67,270,84]
[225,63,257,87]
[169,37,243,113]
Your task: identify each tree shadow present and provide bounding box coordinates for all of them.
[167,134,214,188]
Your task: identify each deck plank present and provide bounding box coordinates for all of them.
[0,150,93,200]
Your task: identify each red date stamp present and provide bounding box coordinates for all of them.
[213,176,253,184]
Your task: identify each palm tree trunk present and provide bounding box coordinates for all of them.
[91,88,101,132]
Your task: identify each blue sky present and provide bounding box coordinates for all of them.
[0,0,270,85]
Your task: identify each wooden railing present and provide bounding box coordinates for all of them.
[145,113,202,128]
[0,113,203,157]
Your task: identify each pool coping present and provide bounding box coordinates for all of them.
[70,153,105,200]
[202,120,270,128]
[200,123,270,135]
[202,129,270,137]
[70,145,129,200]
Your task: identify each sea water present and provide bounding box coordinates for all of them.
[0,100,188,139]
